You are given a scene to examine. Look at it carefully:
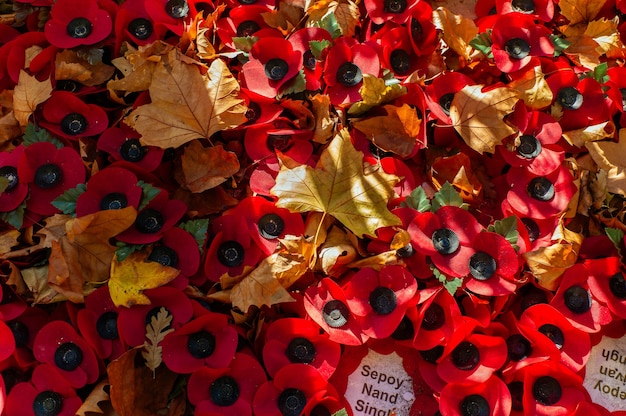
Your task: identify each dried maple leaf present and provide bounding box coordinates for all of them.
[76,379,112,416]
[125,51,246,149]
[508,65,553,109]
[586,129,626,195]
[348,75,407,116]
[433,7,478,60]
[306,0,359,37]
[0,230,20,255]
[109,251,179,308]
[262,2,304,34]
[0,90,21,148]
[22,266,66,304]
[431,152,482,201]
[310,94,335,143]
[56,49,116,87]
[562,120,614,147]
[450,85,519,154]
[13,70,52,126]
[317,226,357,276]
[178,141,240,193]
[271,129,401,238]
[142,307,174,376]
[559,0,606,25]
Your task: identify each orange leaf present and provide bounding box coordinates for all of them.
[431,152,482,200]
[433,7,478,60]
[13,70,52,126]
[586,128,626,195]
[179,141,240,193]
[76,379,111,416]
[55,50,116,87]
[450,85,519,154]
[22,266,66,304]
[559,0,606,25]
[0,230,20,254]
[311,94,336,143]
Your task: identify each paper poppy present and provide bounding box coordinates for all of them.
[32,321,99,389]
[39,91,109,140]
[373,25,426,79]
[151,226,201,277]
[424,71,475,125]
[188,352,268,416]
[97,126,164,172]
[587,256,626,319]
[407,1,438,57]
[0,146,28,213]
[412,287,465,351]
[215,5,272,50]
[288,28,333,91]
[75,167,142,217]
[6,306,50,369]
[44,0,113,48]
[439,375,512,416]
[606,66,626,119]
[243,118,314,167]
[114,0,165,51]
[4,364,82,416]
[239,88,283,126]
[0,32,54,90]
[17,141,85,216]
[495,0,555,21]
[363,0,421,25]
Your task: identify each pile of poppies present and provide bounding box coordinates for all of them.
[2,0,626,415]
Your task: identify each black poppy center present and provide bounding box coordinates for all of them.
[61,113,88,135]
[337,62,363,87]
[508,381,524,411]
[310,405,332,416]
[236,20,261,37]
[512,0,535,12]
[56,80,81,93]
[620,88,626,112]
[66,17,92,39]
[517,135,542,159]
[384,0,407,13]
[564,285,591,314]
[135,208,164,234]
[431,228,460,255]
[504,38,531,60]
[460,394,490,416]
[411,19,423,42]
[303,50,316,70]
[33,390,63,416]
[521,218,540,242]
[187,330,216,359]
[128,18,153,40]
[452,341,480,371]
[148,245,179,268]
[100,192,128,211]
[390,49,411,74]
[0,166,18,192]
[2,368,27,394]
[8,321,29,348]
[538,323,564,349]
[322,299,350,328]
[96,311,119,340]
[210,375,240,406]
[439,93,454,116]
[267,134,292,152]
[54,342,83,371]
[245,102,261,122]
[532,376,562,405]
[34,164,63,189]
[165,0,189,18]
[527,177,555,201]
[396,242,415,258]
[469,252,497,281]
[422,303,445,330]
[420,345,444,364]
[278,388,307,416]
[217,240,245,267]
[286,337,316,364]
[391,315,415,340]
[120,139,147,162]
[557,86,584,110]
[239,0,258,4]
[507,334,532,361]
[369,287,397,315]
[258,213,285,239]
[609,272,626,299]
[265,58,289,81]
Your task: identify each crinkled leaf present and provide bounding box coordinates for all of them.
[562,121,614,147]
[51,183,87,216]
[309,39,332,60]
[178,219,209,254]
[179,141,240,193]
[488,216,519,247]
[508,65,553,109]
[559,0,606,25]
[433,7,478,60]
[0,199,25,230]
[432,182,468,212]
[348,75,408,116]
[13,71,52,126]
[137,180,161,211]
[432,266,463,296]
[586,129,626,195]
[23,123,64,149]
[403,186,431,212]
[75,379,110,416]
[142,306,174,376]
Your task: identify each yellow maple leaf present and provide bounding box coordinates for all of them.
[13,70,52,126]
[311,94,335,143]
[179,141,240,193]
[306,0,359,37]
[586,129,626,195]
[559,0,606,25]
[450,84,519,154]
[262,2,304,34]
[271,128,401,237]
[348,74,408,116]
[508,65,553,109]
[432,7,478,60]
[562,120,614,147]
[56,49,115,86]
[109,251,180,307]
[125,51,247,149]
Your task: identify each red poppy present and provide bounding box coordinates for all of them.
[6,306,50,369]
[244,118,314,167]
[439,375,512,416]
[323,37,380,106]
[606,66,626,120]
[0,32,54,90]
[203,213,264,282]
[97,126,164,172]
[288,28,333,91]
[412,287,465,351]
[505,164,577,220]
[215,5,272,50]
[239,88,283,126]
[4,364,82,416]
[491,13,553,73]
[188,352,267,416]
[424,71,475,125]
[0,146,28,213]
[495,0,555,22]
[75,167,142,217]
[363,0,420,25]
[114,0,166,51]
[407,205,483,278]
[152,227,201,277]
[17,141,85,216]
[252,363,341,416]
[587,257,626,319]
[32,321,99,389]
[117,286,193,347]
[518,303,591,373]
[0,280,27,322]
[144,0,195,36]
[407,1,438,57]
[373,25,427,79]
[303,277,367,345]
[116,190,187,244]
[39,91,109,140]
[0,320,16,365]
[44,0,113,48]
[161,311,238,373]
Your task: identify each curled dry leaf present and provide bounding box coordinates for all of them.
[75,379,112,416]
[348,74,408,116]
[22,266,66,304]
[317,226,357,276]
[0,230,20,255]
[306,0,360,37]
[13,70,52,126]
[142,307,174,376]
[433,7,478,60]
[562,120,615,147]
[179,141,240,193]
[56,49,116,87]
[507,65,553,110]
[586,129,626,195]
[310,93,335,143]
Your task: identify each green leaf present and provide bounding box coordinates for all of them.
[332,410,349,416]
[583,62,609,84]
[311,14,342,39]
[605,227,624,249]
[402,186,431,212]
[278,69,306,97]
[0,199,26,229]
[432,266,463,296]
[137,181,161,211]
[115,242,146,262]
[487,216,519,247]
[309,39,331,60]
[51,183,87,216]
[550,34,570,56]
[470,31,493,58]
[23,123,64,149]
[432,182,468,212]
[232,36,258,53]
[179,219,209,254]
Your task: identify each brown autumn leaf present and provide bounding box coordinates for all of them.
[559,0,606,25]
[2,260,28,298]
[352,104,422,158]
[22,266,66,304]
[13,70,52,126]
[310,94,336,143]
[431,152,482,201]
[281,98,315,131]
[47,207,137,303]
[507,65,553,109]
[172,186,239,218]
[179,141,240,193]
[317,225,357,276]
[450,85,519,154]
[125,51,247,149]
[262,2,304,34]
[0,90,21,148]
[432,7,478,60]
[76,379,114,416]
[306,0,359,37]
[271,128,401,238]
[142,307,174,376]
[562,121,614,147]
[108,348,185,416]
[0,230,20,255]
[431,0,478,19]
[56,49,116,86]
[586,129,626,195]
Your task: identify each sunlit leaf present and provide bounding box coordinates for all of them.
[559,0,606,25]
[13,71,52,126]
[433,7,478,60]
[562,121,614,147]
[348,75,408,116]
[508,65,553,109]
[431,182,468,211]
[403,186,431,212]
[488,216,519,248]
[586,129,626,195]
[179,141,240,193]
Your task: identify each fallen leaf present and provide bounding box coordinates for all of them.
[271,129,401,237]
[0,111,21,148]
[0,230,20,255]
[142,307,174,376]
[281,99,315,130]
[347,251,401,270]
[109,251,180,308]
[450,85,519,154]
[171,186,239,218]
[348,75,408,116]
[586,129,626,195]
[559,0,606,25]
[311,94,335,143]
[317,226,357,276]
[508,65,553,109]
[431,152,482,200]
[179,141,240,193]
[22,266,66,304]
[352,104,422,158]
[13,70,52,126]
[76,379,113,416]
[56,49,116,87]
[262,2,304,34]
[126,51,247,149]
[433,7,478,60]
[586,17,623,55]
[306,0,359,37]
[431,0,478,19]
[562,120,614,147]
